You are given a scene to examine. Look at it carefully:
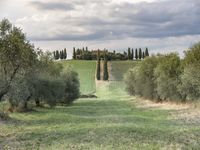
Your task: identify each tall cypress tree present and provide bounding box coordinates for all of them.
[53,51,56,60]
[145,47,149,57]
[63,48,67,59]
[96,58,101,80]
[97,49,100,59]
[131,48,134,60]
[56,50,60,60]
[139,48,142,60]
[135,49,138,60]
[103,59,109,81]
[142,51,145,59]
[73,47,76,59]
[128,47,131,60]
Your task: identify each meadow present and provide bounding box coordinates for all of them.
[60,60,96,94]
[110,61,138,81]
[1,60,200,150]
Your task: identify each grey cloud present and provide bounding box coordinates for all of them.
[30,1,74,11]
[27,0,200,41]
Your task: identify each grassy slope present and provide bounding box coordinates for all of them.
[1,61,200,149]
[61,60,96,94]
[110,61,138,81]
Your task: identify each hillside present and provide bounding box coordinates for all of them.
[110,61,138,81]
[61,60,96,94]
[1,60,200,149]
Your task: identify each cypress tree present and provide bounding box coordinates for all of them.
[142,51,145,59]
[61,50,64,59]
[145,47,149,57]
[96,58,101,80]
[139,48,142,60]
[131,48,134,60]
[56,50,60,60]
[103,59,109,81]
[135,49,138,60]
[73,47,76,59]
[86,47,88,51]
[97,49,100,59]
[63,48,67,59]
[128,47,131,60]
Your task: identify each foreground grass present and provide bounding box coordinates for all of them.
[1,82,200,149]
[110,61,138,81]
[60,60,96,94]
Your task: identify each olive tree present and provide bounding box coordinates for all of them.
[154,53,182,101]
[180,42,200,101]
[0,19,37,100]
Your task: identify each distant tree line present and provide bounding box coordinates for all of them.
[125,42,200,102]
[0,19,80,112]
[73,47,149,61]
[53,48,67,60]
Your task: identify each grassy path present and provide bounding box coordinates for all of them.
[1,81,200,149]
[1,61,200,149]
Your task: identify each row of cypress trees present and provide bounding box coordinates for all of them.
[53,48,67,60]
[127,47,149,60]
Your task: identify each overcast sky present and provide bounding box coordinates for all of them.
[0,0,200,58]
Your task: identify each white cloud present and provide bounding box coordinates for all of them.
[0,0,199,56]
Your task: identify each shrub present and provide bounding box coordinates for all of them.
[154,53,182,101]
[7,77,31,112]
[180,42,200,101]
[124,66,139,96]
[180,64,200,101]
[61,68,80,104]
[0,112,10,120]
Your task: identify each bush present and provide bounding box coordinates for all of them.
[61,68,80,104]
[0,112,10,120]
[125,56,159,100]
[136,56,159,99]
[154,53,182,101]
[124,66,139,96]
[180,64,200,101]
[180,43,200,101]
[125,53,182,101]
[7,77,31,112]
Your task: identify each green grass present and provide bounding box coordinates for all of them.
[1,81,200,149]
[60,60,96,94]
[110,61,138,81]
[1,61,200,149]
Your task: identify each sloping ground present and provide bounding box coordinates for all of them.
[109,61,138,81]
[1,82,200,149]
[61,60,96,94]
[1,61,200,149]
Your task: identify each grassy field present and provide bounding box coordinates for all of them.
[1,82,200,149]
[60,60,96,94]
[110,61,138,81]
[1,61,200,149]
